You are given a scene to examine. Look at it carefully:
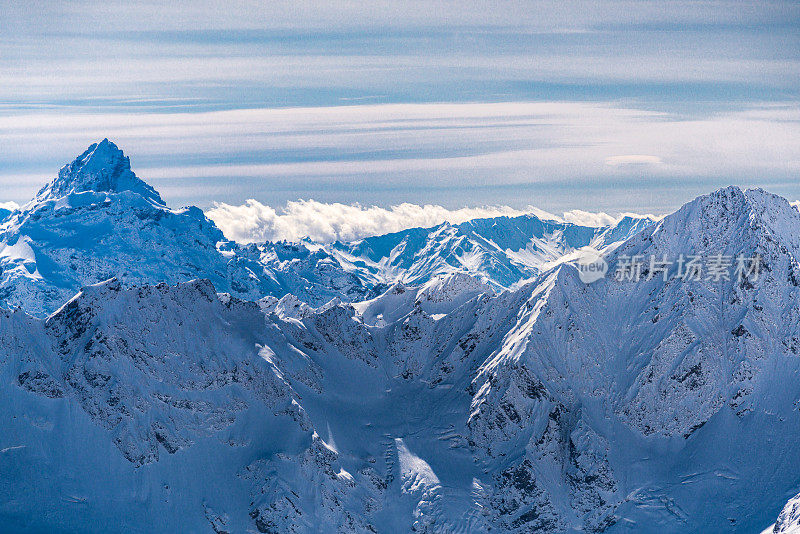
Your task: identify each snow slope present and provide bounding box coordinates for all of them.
[2,186,800,532]
[2,140,799,533]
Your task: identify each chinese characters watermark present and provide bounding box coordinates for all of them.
[613,253,761,283]
[573,249,763,284]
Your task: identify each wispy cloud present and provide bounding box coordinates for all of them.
[1,101,798,212]
[1,1,798,111]
[8,1,797,34]
[1,1,798,211]
[605,155,663,167]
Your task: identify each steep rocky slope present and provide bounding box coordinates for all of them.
[773,493,800,533]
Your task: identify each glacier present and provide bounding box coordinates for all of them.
[1,141,799,533]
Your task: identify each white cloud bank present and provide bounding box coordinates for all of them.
[0,201,20,212]
[206,199,651,243]
[0,202,19,218]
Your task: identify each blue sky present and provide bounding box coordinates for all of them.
[1,0,799,216]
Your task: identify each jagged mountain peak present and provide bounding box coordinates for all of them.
[35,139,164,204]
[605,185,800,267]
[678,185,796,225]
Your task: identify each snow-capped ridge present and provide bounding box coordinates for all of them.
[608,185,800,269]
[354,272,494,326]
[416,271,495,316]
[36,139,163,204]
[0,140,661,316]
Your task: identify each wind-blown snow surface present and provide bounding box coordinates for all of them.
[2,141,800,533]
[0,140,651,317]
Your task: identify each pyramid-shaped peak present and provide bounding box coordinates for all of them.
[612,185,800,265]
[36,139,164,204]
[681,185,796,225]
[83,138,122,163]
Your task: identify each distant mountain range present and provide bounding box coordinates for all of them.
[0,140,652,316]
[1,141,799,533]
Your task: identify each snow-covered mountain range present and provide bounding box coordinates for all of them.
[0,140,651,316]
[2,141,800,533]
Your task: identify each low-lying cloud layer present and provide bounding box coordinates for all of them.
[0,202,20,212]
[206,199,646,243]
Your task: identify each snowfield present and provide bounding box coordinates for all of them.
[1,141,800,533]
